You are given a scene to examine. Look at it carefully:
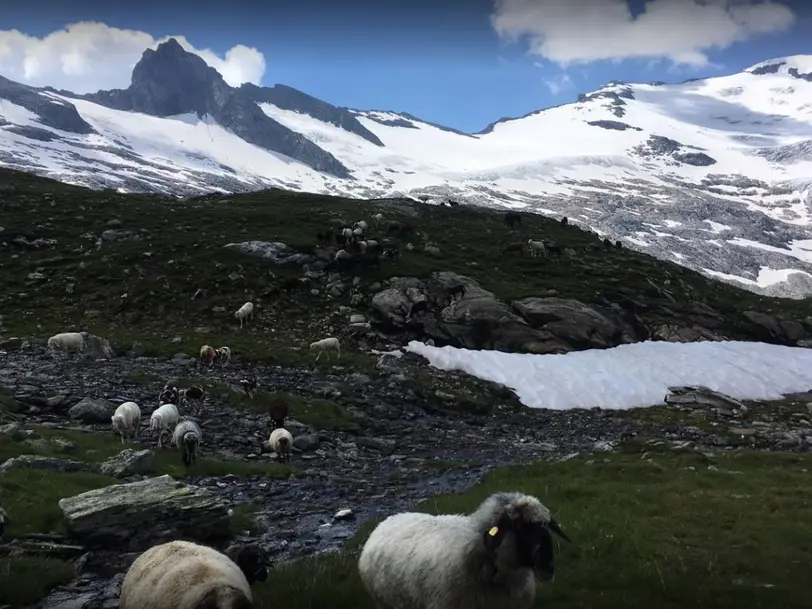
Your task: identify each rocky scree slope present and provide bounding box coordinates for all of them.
[1,47,812,297]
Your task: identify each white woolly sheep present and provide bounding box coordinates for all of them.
[150,403,179,449]
[118,539,272,609]
[173,419,202,466]
[352,227,364,237]
[46,332,84,355]
[234,302,254,328]
[309,337,340,362]
[200,344,217,366]
[111,401,141,444]
[215,346,232,365]
[268,427,293,463]
[342,227,353,239]
[527,239,547,258]
[372,212,384,226]
[355,220,369,231]
[358,491,571,609]
[334,249,353,261]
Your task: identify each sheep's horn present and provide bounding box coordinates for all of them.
[548,518,571,543]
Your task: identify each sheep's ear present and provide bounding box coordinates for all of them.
[548,518,572,543]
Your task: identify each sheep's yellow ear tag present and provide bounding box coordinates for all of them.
[488,526,499,537]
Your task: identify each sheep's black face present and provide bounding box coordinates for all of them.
[234,545,273,584]
[514,521,557,582]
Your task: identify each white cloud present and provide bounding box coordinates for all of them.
[491,0,796,67]
[541,72,573,94]
[0,21,266,93]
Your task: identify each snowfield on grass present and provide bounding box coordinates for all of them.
[404,340,812,411]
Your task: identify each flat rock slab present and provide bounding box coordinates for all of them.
[58,474,231,551]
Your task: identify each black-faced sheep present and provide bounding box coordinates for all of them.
[269,427,293,463]
[181,385,205,415]
[215,346,232,365]
[234,302,254,328]
[159,383,180,407]
[150,403,179,449]
[240,377,258,398]
[173,419,202,466]
[111,401,141,444]
[47,332,84,355]
[118,540,272,609]
[358,491,571,609]
[310,337,340,362]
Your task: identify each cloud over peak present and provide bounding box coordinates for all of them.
[491,0,796,67]
[0,21,266,93]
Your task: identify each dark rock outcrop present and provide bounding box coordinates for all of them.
[0,76,94,135]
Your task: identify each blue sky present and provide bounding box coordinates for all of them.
[0,0,809,133]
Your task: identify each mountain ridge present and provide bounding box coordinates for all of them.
[0,40,811,299]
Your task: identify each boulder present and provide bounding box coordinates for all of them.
[0,454,95,474]
[98,449,156,478]
[58,474,232,551]
[69,397,114,423]
[743,311,810,346]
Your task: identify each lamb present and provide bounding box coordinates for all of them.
[527,239,547,258]
[173,419,202,466]
[269,427,293,463]
[46,332,84,354]
[309,337,341,362]
[150,403,179,449]
[111,401,141,444]
[200,345,217,366]
[118,540,272,609]
[358,491,571,609]
[234,302,254,328]
[240,377,258,398]
[215,346,232,365]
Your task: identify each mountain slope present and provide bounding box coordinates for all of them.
[0,43,811,298]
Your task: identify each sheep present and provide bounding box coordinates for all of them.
[200,345,217,366]
[334,249,353,261]
[269,427,293,463]
[355,220,368,231]
[615,240,623,249]
[372,212,384,226]
[118,540,272,609]
[309,337,341,362]
[240,377,257,398]
[502,241,525,256]
[173,419,202,466]
[268,397,289,430]
[215,346,232,365]
[504,212,522,230]
[234,301,254,328]
[342,227,353,240]
[0,507,11,543]
[46,332,84,355]
[560,216,569,226]
[358,491,571,609]
[159,382,180,406]
[527,239,547,258]
[150,403,179,449]
[352,227,364,237]
[449,283,466,301]
[180,385,205,415]
[111,401,141,444]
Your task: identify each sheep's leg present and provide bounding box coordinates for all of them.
[315,350,322,362]
[336,345,341,359]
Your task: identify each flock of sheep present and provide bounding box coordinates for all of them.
[43,206,580,608]
[114,491,570,608]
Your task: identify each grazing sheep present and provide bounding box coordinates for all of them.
[215,346,232,365]
[372,212,384,226]
[527,239,547,258]
[240,377,257,398]
[269,427,293,463]
[309,337,341,362]
[180,385,205,415]
[0,507,11,542]
[268,398,288,430]
[118,540,272,609]
[200,345,217,366]
[150,403,179,449]
[111,401,141,444]
[234,302,254,328]
[352,227,364,237]
[342,227,353,240]
[504,212,522,230]
[159,382,180,406]
[560,216,569,226]
[46,332,84,354]
[502,241,525,256]
[355,220,368,231]
[173,419,202,466]
[358,492,571,609]
[334,249,353,261]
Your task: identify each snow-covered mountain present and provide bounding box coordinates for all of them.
[1,39,811,298]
